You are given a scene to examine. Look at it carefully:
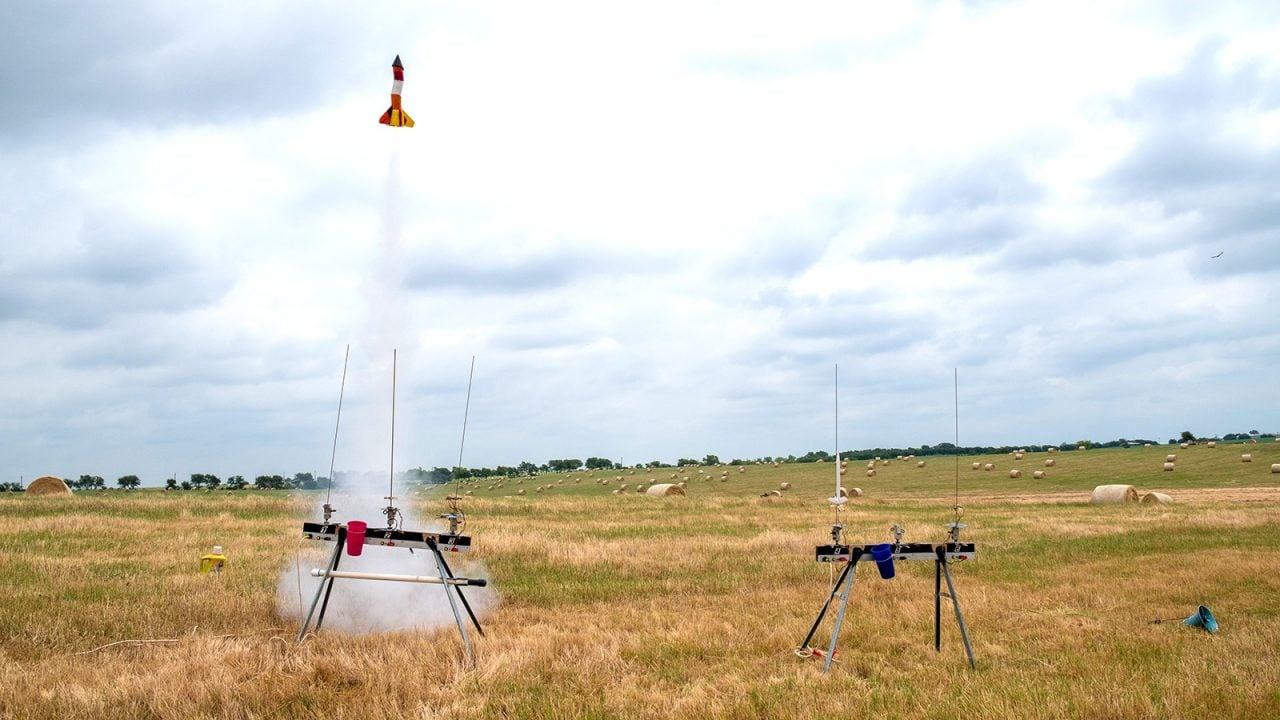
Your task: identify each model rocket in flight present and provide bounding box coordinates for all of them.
[379,55,415,128]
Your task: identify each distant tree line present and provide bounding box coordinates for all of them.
[11,430,1274,493]
[161,472,332,491]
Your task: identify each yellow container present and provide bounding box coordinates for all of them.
[199,545,226,574]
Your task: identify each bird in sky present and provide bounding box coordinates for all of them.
[1211,251,1224,258]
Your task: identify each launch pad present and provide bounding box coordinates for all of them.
[296,519,486,663]
[798,523,977,673]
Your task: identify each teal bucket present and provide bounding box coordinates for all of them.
[1183,605,1219,633]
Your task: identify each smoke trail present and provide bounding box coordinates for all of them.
[278,149,499,634]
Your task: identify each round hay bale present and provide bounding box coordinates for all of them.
[760,490,783,498]
[1179,442,1189,449]
[635,485,646,493]
[1140,492,1173,504]
[1271,464,1280,474]
[916,460,926,468]
[619,483,628,491]
[779,482,791,491]
[866,469,876,478]
[971,462,981,470]
[984,463,994,471]
[1241,454,1252,463]
[1163,462,1175,471]
[26,476,72,495]
[1077,445,1086,451]
[1091,484,1139,503]
[836,486,848,498]
[678,481,687,488]
[1033,470,1045,479]
[1165,454,1177,463]
[839,468,847,476]
[1047,447,1057,453]
[1044,459,1056,467]
[517,489,526,495]
[1014,452,1024,460]
[465,490,474,496]
[1207,441,1217,448]
[1009,469,1022,478]
[848,487,864,497]
[738,466,746,473]
[866,462,876,470]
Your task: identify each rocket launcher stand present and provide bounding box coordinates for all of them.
[799,536,977,673]
[296,523,486,664]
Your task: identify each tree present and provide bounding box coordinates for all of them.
[293,472,316,489]
[165,477,178,490]
[226,475,247,490]
[1180,431,1197,443]
[702,454,720,466]
[116,475,141,490]
[584,457,614,470]
[76,475,105,490]
[254,475,288,489]
[1,482,23,492]
[180,480,193,490]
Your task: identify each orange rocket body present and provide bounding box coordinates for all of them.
[379,55,415,128]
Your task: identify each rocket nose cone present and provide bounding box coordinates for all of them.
[392,55,404,69]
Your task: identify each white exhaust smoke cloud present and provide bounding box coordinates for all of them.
[277,149,499,634]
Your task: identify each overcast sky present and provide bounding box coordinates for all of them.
[2,1,1278,485]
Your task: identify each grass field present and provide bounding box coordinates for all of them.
[2,441,1279,719]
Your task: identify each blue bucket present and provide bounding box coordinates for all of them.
[870,543,896,580]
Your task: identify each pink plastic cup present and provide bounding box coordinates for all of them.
[345,520,367,556]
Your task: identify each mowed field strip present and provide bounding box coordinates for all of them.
[2,441,1279,719]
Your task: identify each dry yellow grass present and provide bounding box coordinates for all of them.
[2,445,1279,718]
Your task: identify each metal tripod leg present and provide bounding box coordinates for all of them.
[822,553,860,673]
[934,555,942,651]
[799,559,854,651]
[936,548,976,669]
[298,529,346,642]
[429,539,475,665]
[437,552,485,636]
[798,550,863,673]
[314,526,347,632]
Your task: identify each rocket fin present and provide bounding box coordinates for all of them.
[380,108,393,125]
